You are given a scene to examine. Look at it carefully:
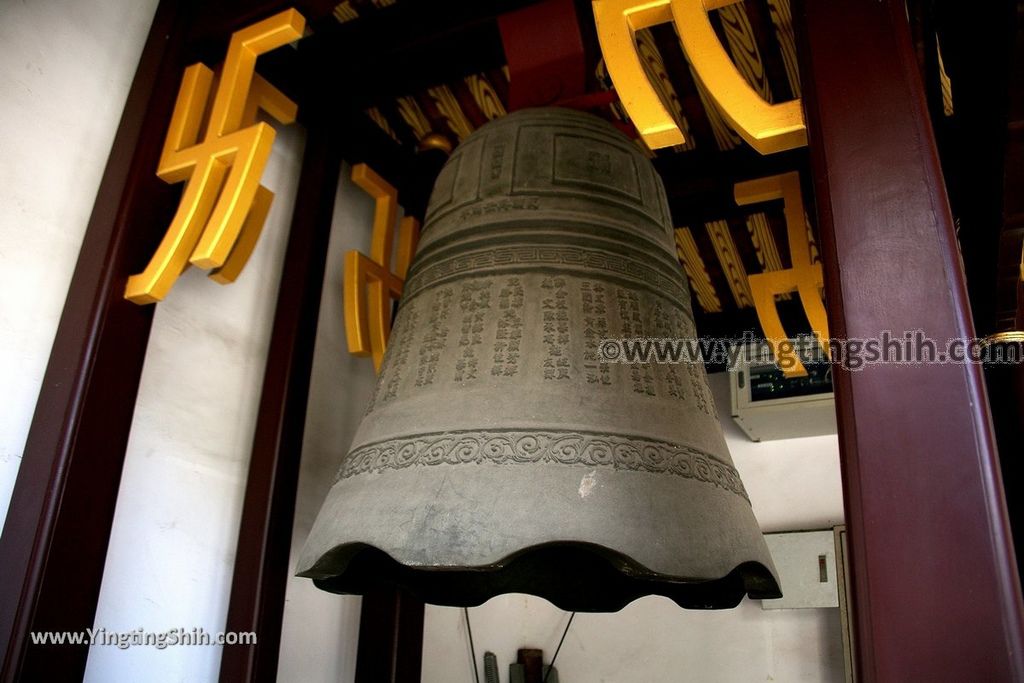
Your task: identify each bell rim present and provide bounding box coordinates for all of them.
[296,541,781,612]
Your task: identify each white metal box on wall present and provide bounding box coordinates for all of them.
[729,349,837,442]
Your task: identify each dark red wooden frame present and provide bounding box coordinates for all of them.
[1,0,1022,681]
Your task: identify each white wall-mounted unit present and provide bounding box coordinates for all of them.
[729,347,837,442]
[761,530,839,610]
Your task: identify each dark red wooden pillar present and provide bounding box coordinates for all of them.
[796,0,1024,680]
[218,125,342,682]
[0,1,192,680]
[354,588,425,683]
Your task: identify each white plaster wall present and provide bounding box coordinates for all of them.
[83,124,305,683]
[276,165,380,683]
[420,372,846,683]
[711,373,845,535]
[424,594,844,683]
[0,0,160,530]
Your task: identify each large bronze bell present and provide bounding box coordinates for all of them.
[297,108,780,611]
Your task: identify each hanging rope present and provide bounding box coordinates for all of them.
[465,607,576,683]
[464,607,481,683]
[543,611,576,683]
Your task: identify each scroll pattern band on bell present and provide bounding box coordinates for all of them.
[335,429,749,501]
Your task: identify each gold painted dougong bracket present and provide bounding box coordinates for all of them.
[592,0,806,154]
[345,164,420,373]
[125,9,305,304]
[735,172,828,377]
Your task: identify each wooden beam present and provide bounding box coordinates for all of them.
[795,0,1024,680]
[294,1,543,118]
[184,0,340,57]
[0,1,192,680]
[654,146,808,226]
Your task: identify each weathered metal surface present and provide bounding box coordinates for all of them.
[297,107,779,611]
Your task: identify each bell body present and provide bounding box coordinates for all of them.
[297,108,780,611]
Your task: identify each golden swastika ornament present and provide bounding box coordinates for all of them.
[735,171,829,377]
[125,9,305,304]
[344,164,420,372]
[592,0,805,154]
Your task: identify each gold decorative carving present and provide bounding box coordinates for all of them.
[125,9,304,304]
[333,2,359,23]
[745,212,789,300]
[345,165,420,372]
[735,171,829,376]
[717,4,771,102]
[705,219,753,308]
[465,74,507,120]
[766,0,801,98]
[396,96,432,141]
[635,28,695,151]
[427,85,474,141]
[675,228,722,313]
[365,107,402,144]
[592,0,805,154]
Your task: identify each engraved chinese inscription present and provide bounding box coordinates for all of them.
[541,277,571,381]
[492,277,524,378]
